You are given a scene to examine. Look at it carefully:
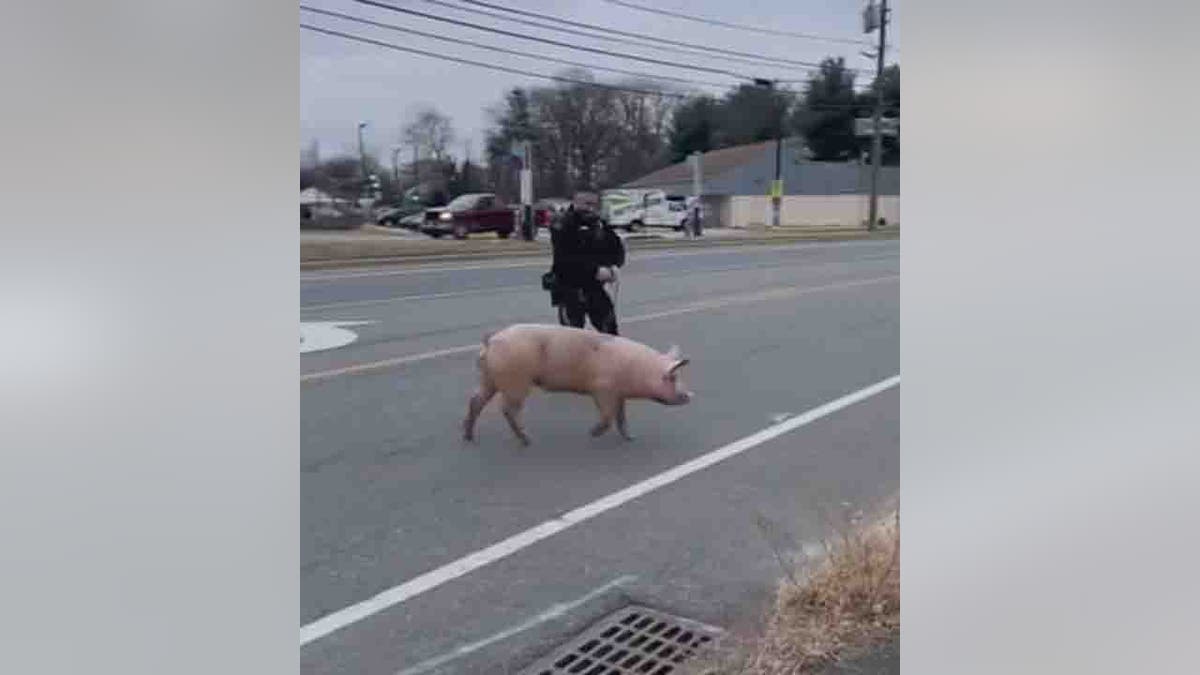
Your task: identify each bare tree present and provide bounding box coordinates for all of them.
[609,82,673,185]
[402,105,455,163]
[530,70,623,193]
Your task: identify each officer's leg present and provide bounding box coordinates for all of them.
[585,285,619,335]
[558,289,586,328]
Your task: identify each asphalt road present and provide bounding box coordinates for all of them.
[301,240,900,674]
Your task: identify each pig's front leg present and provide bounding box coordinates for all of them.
[590,392,619,437]
[616,399,632,441]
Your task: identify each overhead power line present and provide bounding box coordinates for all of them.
[300,22,895,111]
[437,0,846,72]
[300,5,729,89]
[353,0,760,80]
[301,23,693,98]
[600,0,870,46]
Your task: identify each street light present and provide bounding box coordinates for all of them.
[391,145,403,185]
[357,122,369,203]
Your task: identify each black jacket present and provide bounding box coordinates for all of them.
[550,208,624,289]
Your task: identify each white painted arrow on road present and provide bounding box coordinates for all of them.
[300,321,373,354]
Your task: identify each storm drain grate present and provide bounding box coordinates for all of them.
[520,605,723,675]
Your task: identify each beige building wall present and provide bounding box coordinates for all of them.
[728,195,900,228]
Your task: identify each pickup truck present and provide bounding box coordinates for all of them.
[421,193,516,239]
[602,189,692,232]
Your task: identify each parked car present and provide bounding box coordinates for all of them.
[376,205,425,229]
[421,193,516,239]
[534,198,571,230]
[602,189,691,232]
[398,212,424,229]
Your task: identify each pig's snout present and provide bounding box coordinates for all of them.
[664,390,693,406]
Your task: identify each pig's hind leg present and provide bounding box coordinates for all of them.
[500,388,532,447]
[462,380,496,442]
[492,374,535,444]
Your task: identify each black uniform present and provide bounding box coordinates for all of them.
[548,207,625,335]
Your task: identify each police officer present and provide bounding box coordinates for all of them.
[547,192,624,335]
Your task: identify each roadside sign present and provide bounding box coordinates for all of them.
[769,179,783,199]
[854,117,899,137]
[509,142,528,170]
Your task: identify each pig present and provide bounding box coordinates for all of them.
[463,324,693,446]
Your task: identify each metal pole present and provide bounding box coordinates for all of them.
[391,146,401,185]
[357,123,368,180]
[521,140,534,241]
[690,151,703,236]
[867,0,888,231]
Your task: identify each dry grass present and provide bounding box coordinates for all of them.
[685,511,900,674]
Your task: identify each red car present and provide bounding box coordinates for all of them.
[534,198,571,229]
[421,193,516,239]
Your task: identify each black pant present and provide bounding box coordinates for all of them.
[556,284,618,335]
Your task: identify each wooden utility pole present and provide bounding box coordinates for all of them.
[866,0,889,231]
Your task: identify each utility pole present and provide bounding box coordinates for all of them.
[865,0,889,232]
[463,139,473,192]
[754,78,783,229]
[411,143,420,189]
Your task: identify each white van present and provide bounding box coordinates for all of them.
[602,189,691,232]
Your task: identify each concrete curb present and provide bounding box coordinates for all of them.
[300,229,898,270]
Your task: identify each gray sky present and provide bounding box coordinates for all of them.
[300,0,900,166]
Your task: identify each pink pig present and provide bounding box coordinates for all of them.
[463,324,693,445]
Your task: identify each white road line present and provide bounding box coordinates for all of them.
[302,286,525,312]
[300,240,893,282]
[299,375,899,646]
[301,344,482,382]
[299,274,898,383]
[393,576,637,675]
[299,321,373,354]
[299,255,900,313]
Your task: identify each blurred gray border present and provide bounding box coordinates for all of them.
[0,2,297,674]
[2,1,1198,673]
[903,1,1200,673]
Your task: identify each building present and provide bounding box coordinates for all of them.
[622,138,899,228]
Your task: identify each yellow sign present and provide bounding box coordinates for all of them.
[769,179,783,199]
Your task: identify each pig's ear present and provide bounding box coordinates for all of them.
[664,359,690,380]
[665,345,682,360]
